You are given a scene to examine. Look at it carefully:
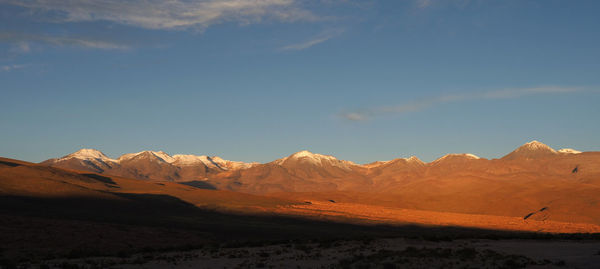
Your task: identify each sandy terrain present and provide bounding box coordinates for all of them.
[274,200,600,233]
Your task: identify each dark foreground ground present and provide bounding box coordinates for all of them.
[1,193,600,269]
[34,238,600,269]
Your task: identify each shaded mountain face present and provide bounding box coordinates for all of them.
[115,151,181,181]
[41,149,257,182]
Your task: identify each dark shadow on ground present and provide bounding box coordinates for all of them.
[79,173,117,185]
[0,193,598,263]
[178,180,217,190]
[0,160,21,167]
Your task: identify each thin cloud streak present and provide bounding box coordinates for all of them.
[0,32,129,50]
[0,64,29,72]
[1,0,319,30]
[416,0,433,9]
[280,28,343,51]
[280,35,332,51]
[340,86,583,121]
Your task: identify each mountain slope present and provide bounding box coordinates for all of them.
[41,149,118,173]
[42,149,256,182]
[501,140,558,160]
[35,141,600,225]
[211,151,370,193]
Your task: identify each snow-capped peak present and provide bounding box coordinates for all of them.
[406,156,424,163]
[172,154,209,165]
[362,156,423,168]
[118,151,174,163]
[171,154,257,170]
[152,151,174,163]
[433,153,480,163]
[61,148,116,162]
[68,149,107,159]
[501,140,558,160]
[274,150,356,170]
[558,148,582,154]
[206,156,233,169]
[277,150,338,164]
[295,150,337,160]
[210,156,258,170]
[520,140,557,153]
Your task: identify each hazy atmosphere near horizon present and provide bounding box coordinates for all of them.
[1,0,599,163]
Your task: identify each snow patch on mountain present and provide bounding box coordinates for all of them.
[211,156,258,170]
[275,150,356,170]
[276,150,337,165]
[406,156,424,163]
[152,151,175,163]
[362,160,391,168]
[59,149,116,163]
[501,140,559,160]
[117,151,174,163]
[363,156,423,168]
[558,148,582,154]
[432,153,480,163]
[172,154,210,166]
[171,154,257,170]
[520,140,557,153]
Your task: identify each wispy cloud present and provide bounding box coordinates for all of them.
[414,0,473,9]
[2,0,319,30]
[0,32,129,50]
[0,64,29,72]
[416,0,433,9]
[340,86,583,121]
[281,35,332,51]
[11,42,30,53]
[280,29,343,51]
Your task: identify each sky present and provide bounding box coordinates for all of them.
[1,0,599,164]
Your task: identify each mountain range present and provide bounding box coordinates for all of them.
[42,140,596,191]
[38,140,600,225]
[42,149,258,182]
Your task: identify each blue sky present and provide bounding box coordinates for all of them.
[1,0,599,163]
